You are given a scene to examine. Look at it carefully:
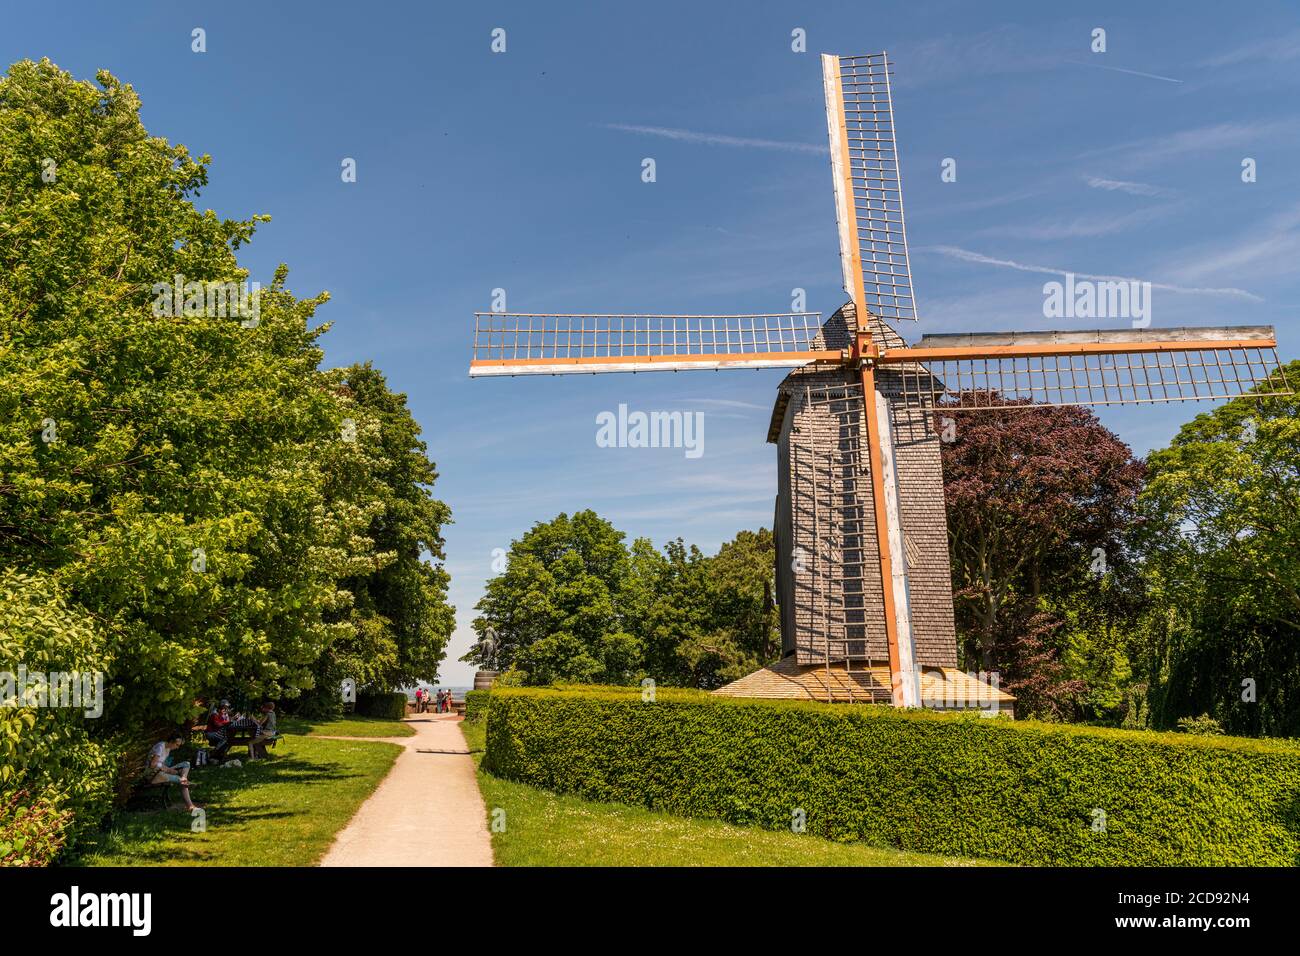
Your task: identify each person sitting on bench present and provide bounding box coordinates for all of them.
[205,700,234,762]
[249,702,278,760]
[148,734,201,811]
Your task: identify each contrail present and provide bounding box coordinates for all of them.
[603,123,826,154]
[929,246,1263,301]
[1071,61,1183,84]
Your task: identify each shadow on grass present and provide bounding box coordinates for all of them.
[68,751,374,866]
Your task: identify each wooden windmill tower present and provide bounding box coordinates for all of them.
[469,52,1291,711]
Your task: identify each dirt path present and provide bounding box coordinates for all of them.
[319,714,493,867]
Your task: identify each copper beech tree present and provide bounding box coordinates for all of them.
[938,397,1146,716]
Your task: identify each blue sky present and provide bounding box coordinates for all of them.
[8,1,1300,684]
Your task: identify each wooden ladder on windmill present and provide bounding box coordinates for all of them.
[469,50,1292,709]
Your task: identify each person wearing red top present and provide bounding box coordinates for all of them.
[205,700,233,761]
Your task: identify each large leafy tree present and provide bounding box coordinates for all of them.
[306,363,454,705]
[0,60,451,737]
[939,398,1145,716]
[468,511,641,685]
[1136,365,1300,735]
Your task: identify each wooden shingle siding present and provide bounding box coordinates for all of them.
[771,302,957,671]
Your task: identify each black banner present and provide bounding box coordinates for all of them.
[5,865,1286,940]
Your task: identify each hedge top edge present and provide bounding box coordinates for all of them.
[489,684,1300,755]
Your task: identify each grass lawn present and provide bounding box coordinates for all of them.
[279,714,414,738]
[460,720,996,867]
[70,735,401,866]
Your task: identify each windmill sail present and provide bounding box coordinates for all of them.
[469,312,838,375]
[822,52,917,322]
[883,326,1291,408]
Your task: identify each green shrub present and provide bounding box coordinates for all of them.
[355,691,407,720]
[484,685,1300,866]
[1177,713,1225,736]
[464,690,490,722]
[0,570,115,859]
[0,790,75,866]
[493,667,527,688]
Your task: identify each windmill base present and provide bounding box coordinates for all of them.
[713,656,1015,716]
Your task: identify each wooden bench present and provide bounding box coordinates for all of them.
[132,776,180,810]
[123,739,184,810]
[131,756,195,810]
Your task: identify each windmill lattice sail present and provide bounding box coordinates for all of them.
[823,52,917,323]
[882,326,1291,409]
[470,312,837,375]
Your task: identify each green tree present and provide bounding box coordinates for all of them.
[466,513,778,689]
[674,528,779,687]
[1136,364,1300,736]
[0,60,452,731]
[0,60,362,729]
[303,363,454,710]
[623,536,704,683]
[466,511,642,685]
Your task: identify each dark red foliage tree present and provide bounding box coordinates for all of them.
[937,396,1146,712]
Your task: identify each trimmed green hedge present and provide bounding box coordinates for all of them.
[483,686,1300,866]
[356,691,407,720]
[464,690,490,722]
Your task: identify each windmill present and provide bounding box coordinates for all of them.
[469,52,1291,712]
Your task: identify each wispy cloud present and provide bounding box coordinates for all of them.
[909,185,1045,219]
[1164,202,1300,285]
[665,469,775,495]
[1084,176,1171,197]
[928,246,1264,301]
[979,204,1177,241]
[1070,60,1183,84]
[1082,120,1295,170]
[1200,31,1300,67]
[893,26,1061,88]
[602,123,825,155]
